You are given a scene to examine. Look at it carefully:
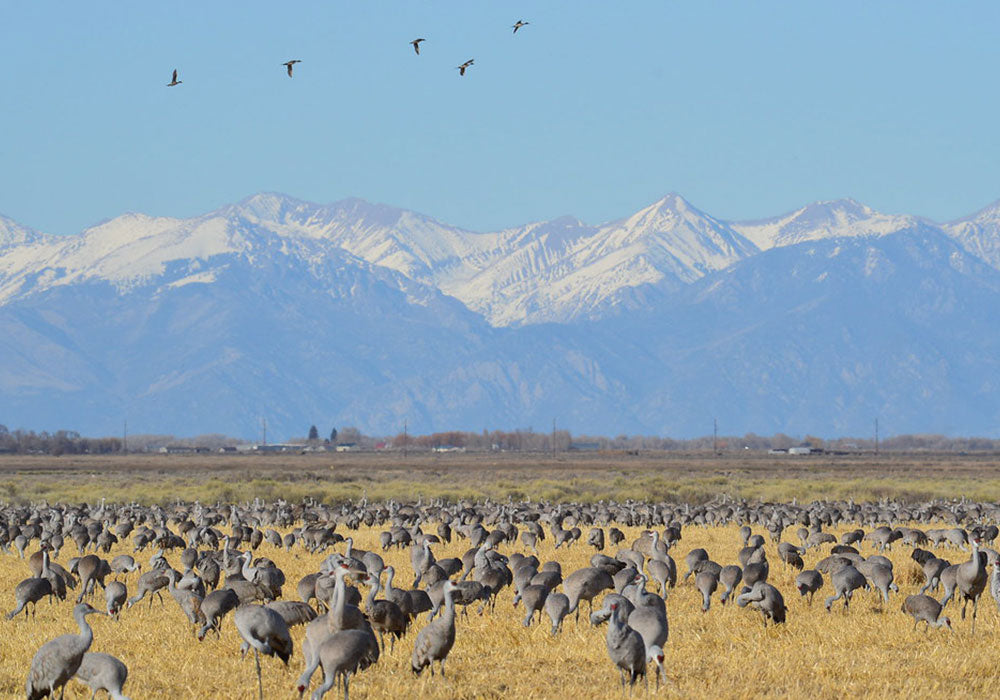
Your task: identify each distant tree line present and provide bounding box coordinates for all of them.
[0,426,122,455]
[2,422,999,455]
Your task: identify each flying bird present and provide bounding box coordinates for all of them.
[512,20,529,34]
[410,39,425,55]
[166,69,182,87]
[457,59,474,76]
[282,60,302,77]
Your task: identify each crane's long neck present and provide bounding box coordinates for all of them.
[241,553,255,581]
[41,551,50,578]
[385,567,396,592]
[75,610,95,649]
[331,569,348,629]
[442,586,456,623]
[366,575,380,609]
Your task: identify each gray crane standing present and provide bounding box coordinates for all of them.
[605,602,647,692]
[953,536,988,633]
[411,581,458,676]
[233,604,293,700]
[8,549,53,619]
[305,628,379,700]
[26,603,106,700]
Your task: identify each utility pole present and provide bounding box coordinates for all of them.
[552,418,556,458]
[403,420,408,459]
[261,417,267,447]
[713,418,718,456]
[122,420,127,454]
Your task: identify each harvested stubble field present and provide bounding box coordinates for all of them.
[2,450,1000,504]
[0,452,999,699]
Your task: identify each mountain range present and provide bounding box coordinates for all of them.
[1,193,999,439]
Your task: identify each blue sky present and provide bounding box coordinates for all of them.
[2,2,999,235]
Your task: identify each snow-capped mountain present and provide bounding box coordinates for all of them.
[943,200,1000,271]
[0,215,46,250]
[1,192,999,438]
[731,199,923,250]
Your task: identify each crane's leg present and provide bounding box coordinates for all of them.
[972,596,979,635]
[343,672,350,700]
[254,649,263,700]
[313,667,335,700]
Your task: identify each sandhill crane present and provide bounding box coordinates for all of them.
[167,69,182,87]
[522,583,553,628]
[233,604,293,700]
[953,536,988,633]
[76,554,111,602]
[282,60,302,77]
[166,569,204,625]
[126,569,169,608]
[592,595,667,689]
[695,571,718,612]
[795,570,823,604]
[410,541,434,586]
[411,581,459,676]
[410,38,425,55]
[825,565,867,613]
[545,592,570,634]
[8,549,53,619]
[75,652,130,700]
[512,20,529,33]
[110,555,140,579]
[718,565,743,605]
[564,567,614,621]
[605,602,646,692]
[738,526,752,546]
[306,627,380,700]
[105,581,126,619]
[916,554,949,594]
[381,566,412,616]
[364,572,409,651]
[736,582,786,626]
[858,560,898,606]
[901,594,952,632]
[682,549,708,581]
[198,588,240,640]
[26,603,106,700]
[456,60,474,76]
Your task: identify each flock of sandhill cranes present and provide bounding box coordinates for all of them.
[7,495,1000,698]
[166,19,530,87]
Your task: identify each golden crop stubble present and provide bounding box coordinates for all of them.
[1,521,1000,698]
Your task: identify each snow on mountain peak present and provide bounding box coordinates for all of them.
[232,192,316,223]
[732,198,918,250]
[0,215,44,249]
[3,191,1000,327]
[942,199,1000,271]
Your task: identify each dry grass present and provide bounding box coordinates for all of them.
[3,451,1000,504]
[1,519,1000,698]
[1,453,1000,697]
